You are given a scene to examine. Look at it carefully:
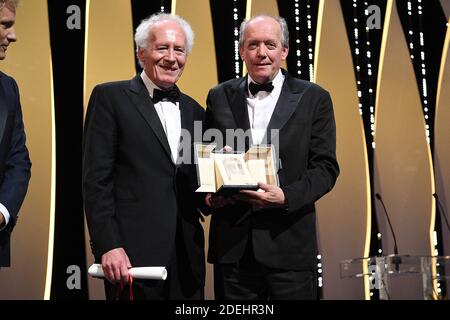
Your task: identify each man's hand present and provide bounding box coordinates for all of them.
[205,193,236,209]
[101,248,132,285]
[239,182,287,209]
[220,145,233,153]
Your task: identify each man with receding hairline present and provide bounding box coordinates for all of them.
[204,15,339,300]
[0,0,31,268]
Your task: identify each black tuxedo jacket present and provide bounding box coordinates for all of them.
[204,69,339,270]
[83,75,205,286]
[0,72,31,267]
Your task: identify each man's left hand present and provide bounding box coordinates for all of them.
[238,183,287,209]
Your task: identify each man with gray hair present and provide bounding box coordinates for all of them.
[0,0,31,268]
[204,15,339,299]
[83,13,205,299]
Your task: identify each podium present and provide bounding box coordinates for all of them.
[340,255,450,300]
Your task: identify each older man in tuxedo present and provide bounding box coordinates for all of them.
[204,15,339,300]
[83,13,205,299]
[0,0,31,268]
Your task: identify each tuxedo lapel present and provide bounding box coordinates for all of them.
[127,75,173,163]
[0,76,7,144]
[262,71,309,144]
[179,95,194,133]
[178,95,199,166]
[225,78,251,132]
[225,77,252,147]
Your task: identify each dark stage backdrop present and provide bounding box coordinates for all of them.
[7,0,446,299]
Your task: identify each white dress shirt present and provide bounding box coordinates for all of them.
[247,70,285,145]
[0,203,10,230]
[141,71,181,163]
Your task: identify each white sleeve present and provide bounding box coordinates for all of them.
[0,203,10,230]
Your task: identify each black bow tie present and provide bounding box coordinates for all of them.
[248,81,274,96]
[152,87,180,104]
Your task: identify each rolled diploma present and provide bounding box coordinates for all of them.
[88,264,167,280]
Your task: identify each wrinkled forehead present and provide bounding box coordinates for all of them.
[244,17,281,39]
[150,20,186,38]
[247,17,281,31]
[0,0,17,12]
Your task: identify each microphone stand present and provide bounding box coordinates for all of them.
[375,193,401,271]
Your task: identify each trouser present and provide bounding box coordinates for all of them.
[214,237,317,300]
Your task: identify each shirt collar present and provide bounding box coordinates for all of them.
[140,70,162,98]
[247,69,284,96]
